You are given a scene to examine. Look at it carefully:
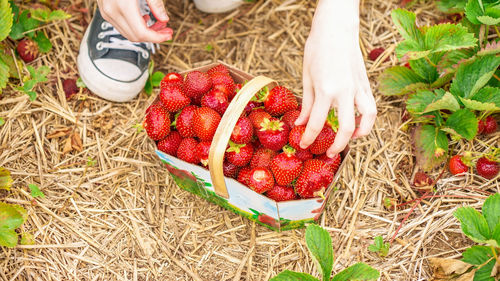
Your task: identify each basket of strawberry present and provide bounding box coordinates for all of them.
[143,62,349,231]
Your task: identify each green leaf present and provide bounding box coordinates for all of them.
[454,207,491,244]
[368,236,390,257]
[0,167,13,191]
[423,23,477,55]
[482,193,500,234]
[0,0,13,42]
[0,202,27,247]
[26,90,36,101]
[30,8,49,21]
[466,0,500,25]
[269,270,320,281]
[489,223,500,248]
[331,263,380,281]
[151,71,165,87]
[462,246,494,265]
[473,258,495,281]
[391,9,423,43]
[460,87,500,111]
[437,0,467,13]
[47,10,71,21]
[19,10,40,38]
[437,49,475,74]
[478,41,500,57]
[409,54,441,83]
[444,108,478,140]
[0,118,4,126]
[407,89,460,115]
[8,22,24,40]
[305,224,333,281]
[414,125,449,171]
[144,79,152,95]
[33,31,52,53]
[378,66,428,96]
[0,58,8,93]
[28,184,45,198]
[450,55,500,98]
[0,44,21,79]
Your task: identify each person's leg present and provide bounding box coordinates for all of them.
[193,0,245,13]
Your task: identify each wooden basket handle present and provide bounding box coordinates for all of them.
[208,76,277,198]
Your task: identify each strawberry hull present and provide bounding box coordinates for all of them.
[153,62,350,231]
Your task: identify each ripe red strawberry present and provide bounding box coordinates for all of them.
[176,105,197,138]
[62,78,78,99]
[210,72,235,97]
[476,157,498,179]
[449,155,468,175]
[478,119,485,134]
[266,185,298,202]
[159,85,190,112]
[310,125,336,155]
[248,110,271,129]
[143,105,171,141]
[160,72,183,89]
[230,83,242,101]
[250,148,277,169]
[223,161,239,178]
[244,100,263,114]
[261,86,298,116]
[295,149,313,161]
[248,168,274,194]
[226,142,254,167]
[196,141,212,167]
[157,131,182,156]
[207,64,230,76]
[316,153,341,175]
[237,166,253,186]
[193,107,221,141]
[177,138,200,164]
[413,172,433,187]
[231,117,254,144]
[201,88,229,115]
[184,71,212,99]
[282,110,300,128]
[404,62,411,69]
[17,38,39,63]
[295,159,333,198]
[257,118,290,151]
[483,116,497,134]
[289,125,306,151]
[369,47,388,61]
[270,146,303,186]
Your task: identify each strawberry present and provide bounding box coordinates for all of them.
[476,157,498,179]
[196,141,212,167]
[260,86,298,116]
[176,105,197,138]
[230,83,242,101]
[478,119,485,134]
[257,214,279,228]
[17,38,39,63]
[295,149,313,161]
[413,171,433,187]
[62,78,78,100]
[157,131,182,156]
[184,71,212,99]
[310,126,336,155]
[201,88,229,115]
[248,110,271,129]
[159,85,190,112]
[160,72,183,89]
[256,118,290,151]
[177,138,200,164]
[207,64,230,76]
[316,153,341,174]
[223,161,239,178]
[231,117,254,144]
[193,107,221,141]
[143,105,171,141]
[270,146,303,186]
[250,148,277,169]
[295,159,334,199]
[248,167,275,194]
[404,62,411,69]
[237,166,253,186]
[288,125,306,151]
[244,100,263,114]
[226,142,254,167]
[210,72,235,97]
[483,116,497,134]
[449,155,468,175]
[369,47,388,61]
[266,185,298,202]
[282,110,300,129]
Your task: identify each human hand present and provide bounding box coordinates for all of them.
[295,0,377,158]
[97,0,173,43]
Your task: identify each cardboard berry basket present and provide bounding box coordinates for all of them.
[154,62,350,231]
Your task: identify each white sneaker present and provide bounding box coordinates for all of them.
[193,0,246,13]
[77,5,156,102]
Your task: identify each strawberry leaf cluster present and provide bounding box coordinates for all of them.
[453,193,500,280]
[270,224,380,281]
[380,7,500,171]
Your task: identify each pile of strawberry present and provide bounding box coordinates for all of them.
[143,64,341,201]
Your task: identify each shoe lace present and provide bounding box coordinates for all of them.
[96,21,159,59]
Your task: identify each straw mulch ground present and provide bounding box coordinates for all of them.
[1,0,498,280]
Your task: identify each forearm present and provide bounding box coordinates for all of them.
[311,0,360,35]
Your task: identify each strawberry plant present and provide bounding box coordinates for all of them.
[368,236,390,258]
[451,193,500,280]
[379,5,500,171]
[270,224,380,281]
[0,167,28,248]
